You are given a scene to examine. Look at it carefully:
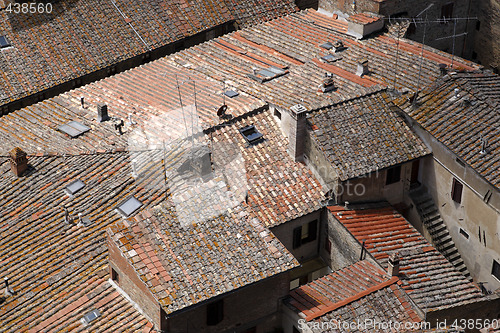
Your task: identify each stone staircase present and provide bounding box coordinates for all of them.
[409,185,472,281]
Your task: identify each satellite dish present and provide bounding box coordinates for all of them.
[217,105,228,117]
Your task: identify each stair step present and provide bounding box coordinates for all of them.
[427,220,446,232]
[424,215,442,225]
[431,228,449,239]
[448,252,462,263]
[440,245,458,256]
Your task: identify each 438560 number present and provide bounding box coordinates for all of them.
[6,2,53,14]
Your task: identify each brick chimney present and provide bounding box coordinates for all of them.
[9,147,28,177]
[388,252,400,277]
[287,104,308,162]
[97,103,109,123]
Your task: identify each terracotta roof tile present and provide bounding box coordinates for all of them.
[328,204,484,310]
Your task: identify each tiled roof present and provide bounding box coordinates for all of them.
[286,260,422,326]
[0,60,265,156]
[166,9,479,111]
[396,72,500,189]
[208,110,324,226]
[0,151,166,331]
[109,204,299,314]
[308,90,430,181]
[328,204,484,310]
[0,0,297,107]
[222,0,298,27]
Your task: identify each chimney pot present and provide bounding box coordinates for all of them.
[9,147,28,177]
[97,103,109,123]
[388,252,400,277]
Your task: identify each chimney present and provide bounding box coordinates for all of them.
[97,103,109,123]
[388,252,400,277]
[319,74,335,93]
[287,104,308,162]
[9,147,28,177]
[356,59,369,76]
[347,13,384,39]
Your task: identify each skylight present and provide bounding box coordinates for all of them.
[239,125,263,144]
[81,309,100,325]
[224,90,239,98]
[320,54,342,63]
[58,121,90,138]
[320,42,333,50]
[116,196,143,217]
[249,66,288,83]
[65,179,85,196]
[0,36,10,48]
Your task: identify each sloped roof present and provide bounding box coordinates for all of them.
[166,9,479,111]
[109,204,298,314]
[0,60,264,156]
[328,204,484,311]
[308,90,430,181]
[0,151,166,331]
[286,260,422,326]
[0,0,297,107]
[396,71,500,189]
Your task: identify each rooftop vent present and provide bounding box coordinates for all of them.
[97,103,109,123]
[0,36,11,48]
[239,125,263,144]
[347,13,384,39]
[356,59,369,76]
[58,121,90,138]
[9,147,28,177]
[248,66,287,83]
[65,179,85,196]
[4,277,14,297]
[332,40,346,52]
[224,90,239,98]
[81,309,101,325]
[480,135,487,155]
[116,196,143,217]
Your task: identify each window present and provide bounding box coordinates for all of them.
[440,3,454,23]
[386,166,401,185]
[451,178,463,203]
[293,220,318,249]
[0,36,10,48]
[459,228,469,240]
[476,20,481,31]
[239,125,263,144]
[207,299,223,326]
[274,109,281,120]
[472,51,478,59]
[407,22,416,35]
[111,268,119,283]
[492,260,500,281]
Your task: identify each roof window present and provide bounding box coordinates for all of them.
[58,121,90,138]
[224,90,239,98]
[65,179,85,196]
[249,66,288,83]
[0,36,10,48]
[239,125,263,144]
[116,196,143,217]
[81,309,100,325]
